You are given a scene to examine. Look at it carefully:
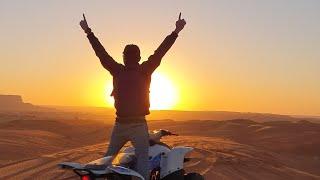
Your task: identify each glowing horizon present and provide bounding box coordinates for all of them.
[1,1,320,116]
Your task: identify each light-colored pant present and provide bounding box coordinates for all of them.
[105,120,150,180]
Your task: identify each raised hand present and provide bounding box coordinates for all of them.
[80,13,91,33]
[174,12,186,34]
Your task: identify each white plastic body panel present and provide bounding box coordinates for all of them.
[160,146,193,178]
[122,144,170,158]
[108,165,144,180]
[149,144,171,158]
[87,156,113,165]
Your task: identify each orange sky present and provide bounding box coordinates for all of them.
[1,1,319,115]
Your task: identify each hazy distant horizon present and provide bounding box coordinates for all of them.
[47,105,320,117]
[3,94,319,117]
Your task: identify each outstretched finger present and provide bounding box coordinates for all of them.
[83,13,86,21]
[179,12,181,20]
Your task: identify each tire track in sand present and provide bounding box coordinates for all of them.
[184,147,216,176]
[0,143,106,180]
[0,152,76,180]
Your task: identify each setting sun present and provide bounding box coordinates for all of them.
[106,72,178,110]
[149,72,178,110]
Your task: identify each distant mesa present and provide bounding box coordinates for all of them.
[0,95,38,111]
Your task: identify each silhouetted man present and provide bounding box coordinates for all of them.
[80,13,186,180]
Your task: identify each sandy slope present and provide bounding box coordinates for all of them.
[0,118,320,179]
[0,119,112,164]
[0,136,319,180]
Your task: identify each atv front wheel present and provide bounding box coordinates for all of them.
[184,173,204,180]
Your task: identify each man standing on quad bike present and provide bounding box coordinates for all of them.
[80,13,186,180]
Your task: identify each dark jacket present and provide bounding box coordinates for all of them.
[87,32,178,118]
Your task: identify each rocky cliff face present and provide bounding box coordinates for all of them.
[0,95,35,111]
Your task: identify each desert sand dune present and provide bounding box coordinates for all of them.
[0,136,319,180]
[0,118,320,179]
[0,119,112,164]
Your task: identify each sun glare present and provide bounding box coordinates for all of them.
[105,72,178,110]
[150,72,178,110]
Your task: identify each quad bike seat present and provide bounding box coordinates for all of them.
[112,152,137,169]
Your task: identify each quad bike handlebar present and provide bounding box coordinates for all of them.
[149,129,178,143]
[159,129,178,136]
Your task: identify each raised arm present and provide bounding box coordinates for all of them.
[142,13,186,73]
[80,14,121,75]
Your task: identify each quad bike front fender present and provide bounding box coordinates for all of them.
[160,146,193,179]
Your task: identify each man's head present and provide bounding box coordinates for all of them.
[123,44,141,66]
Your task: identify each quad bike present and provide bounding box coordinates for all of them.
[58,129,204,180]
